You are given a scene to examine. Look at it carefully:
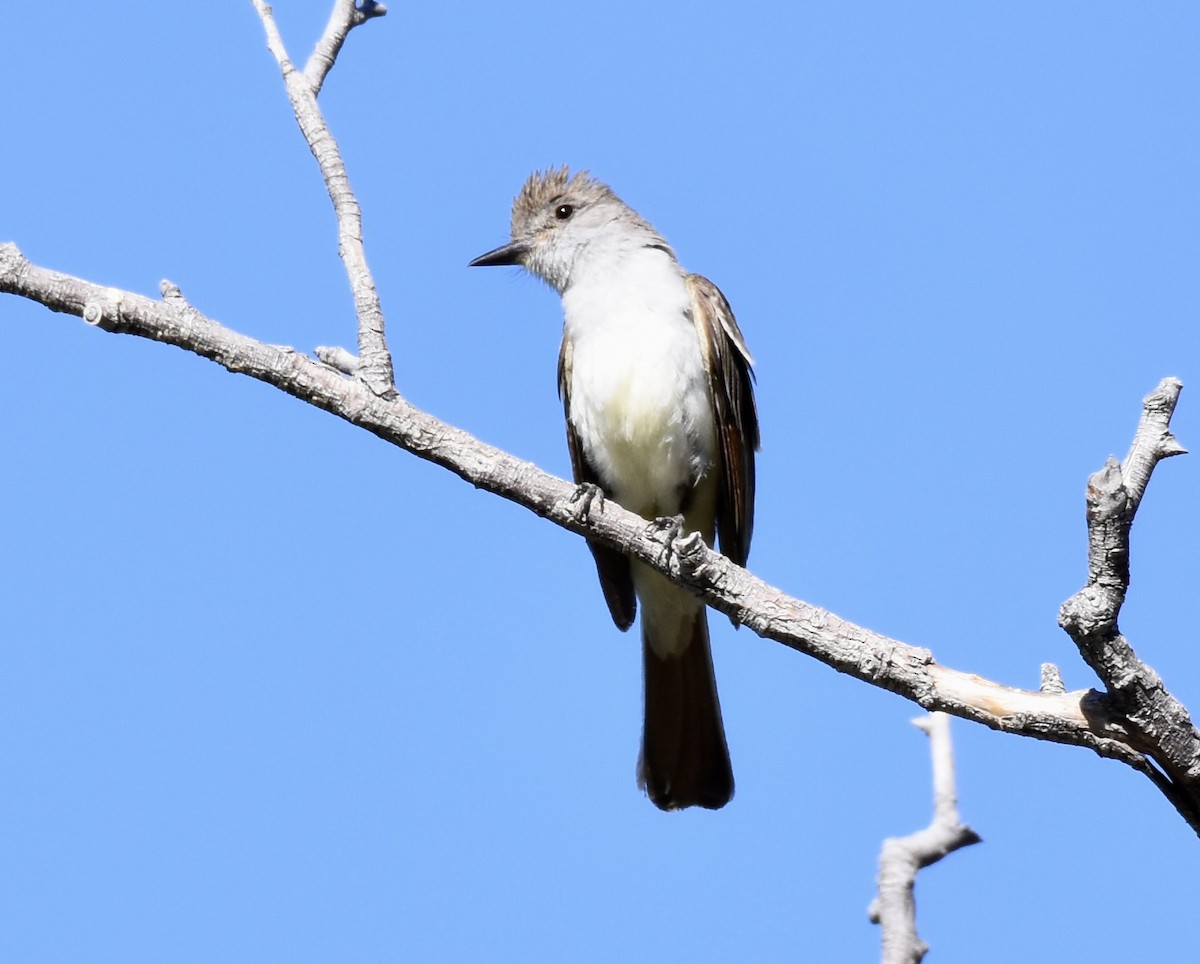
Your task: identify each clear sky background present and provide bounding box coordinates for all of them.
[3,3,1198,961]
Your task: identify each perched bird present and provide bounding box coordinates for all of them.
[470,168,758,810]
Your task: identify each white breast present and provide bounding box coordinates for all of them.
[562,255,716,518]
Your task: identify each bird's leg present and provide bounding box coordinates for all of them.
[646,514,687,564]
[569,482,606,524]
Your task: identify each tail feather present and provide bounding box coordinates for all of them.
[637,610,734,810]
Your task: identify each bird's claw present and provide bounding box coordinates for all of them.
[569,482,605,523]
[647,514,687,558]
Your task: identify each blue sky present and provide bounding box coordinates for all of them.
[3,2,1198,961]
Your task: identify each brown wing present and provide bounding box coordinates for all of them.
[558,335,637,630]
[686,274,759,568]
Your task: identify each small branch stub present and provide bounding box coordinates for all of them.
[315,345,360,375]
[1040,663,1066,694]
[160,279,192,307]
[82,287,128,327]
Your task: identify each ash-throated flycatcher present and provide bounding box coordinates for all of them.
[470,169,758,810]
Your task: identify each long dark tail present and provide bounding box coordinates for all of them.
[637,610,734,810]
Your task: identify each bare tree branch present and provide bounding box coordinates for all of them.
[2,3,1197,838]
[1,241,1194,832]
[304,0,387,95]
[869,714,981,964]
[252,0,394,395]
[1059,378,1200,825]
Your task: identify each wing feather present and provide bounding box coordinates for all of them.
[686,274,759,568]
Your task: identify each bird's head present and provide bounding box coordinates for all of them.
[469,167,669,292]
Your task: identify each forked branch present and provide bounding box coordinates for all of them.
[253,0,394,395]
[1059,378,1200,819]
[870,714,981,964]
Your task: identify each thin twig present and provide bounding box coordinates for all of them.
[305,0,388,95]
[869,714,981,964]
[252,0,394,395]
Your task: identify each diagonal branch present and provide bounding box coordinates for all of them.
[252,0,394,395]
[3,2,1198,840]
[3,242,1196,835]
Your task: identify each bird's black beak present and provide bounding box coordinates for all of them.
[468,239,529,267]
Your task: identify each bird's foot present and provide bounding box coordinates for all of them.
[646,514,687,560]
[569,482,605,524]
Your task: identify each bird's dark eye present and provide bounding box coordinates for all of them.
[555,204,574,220]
